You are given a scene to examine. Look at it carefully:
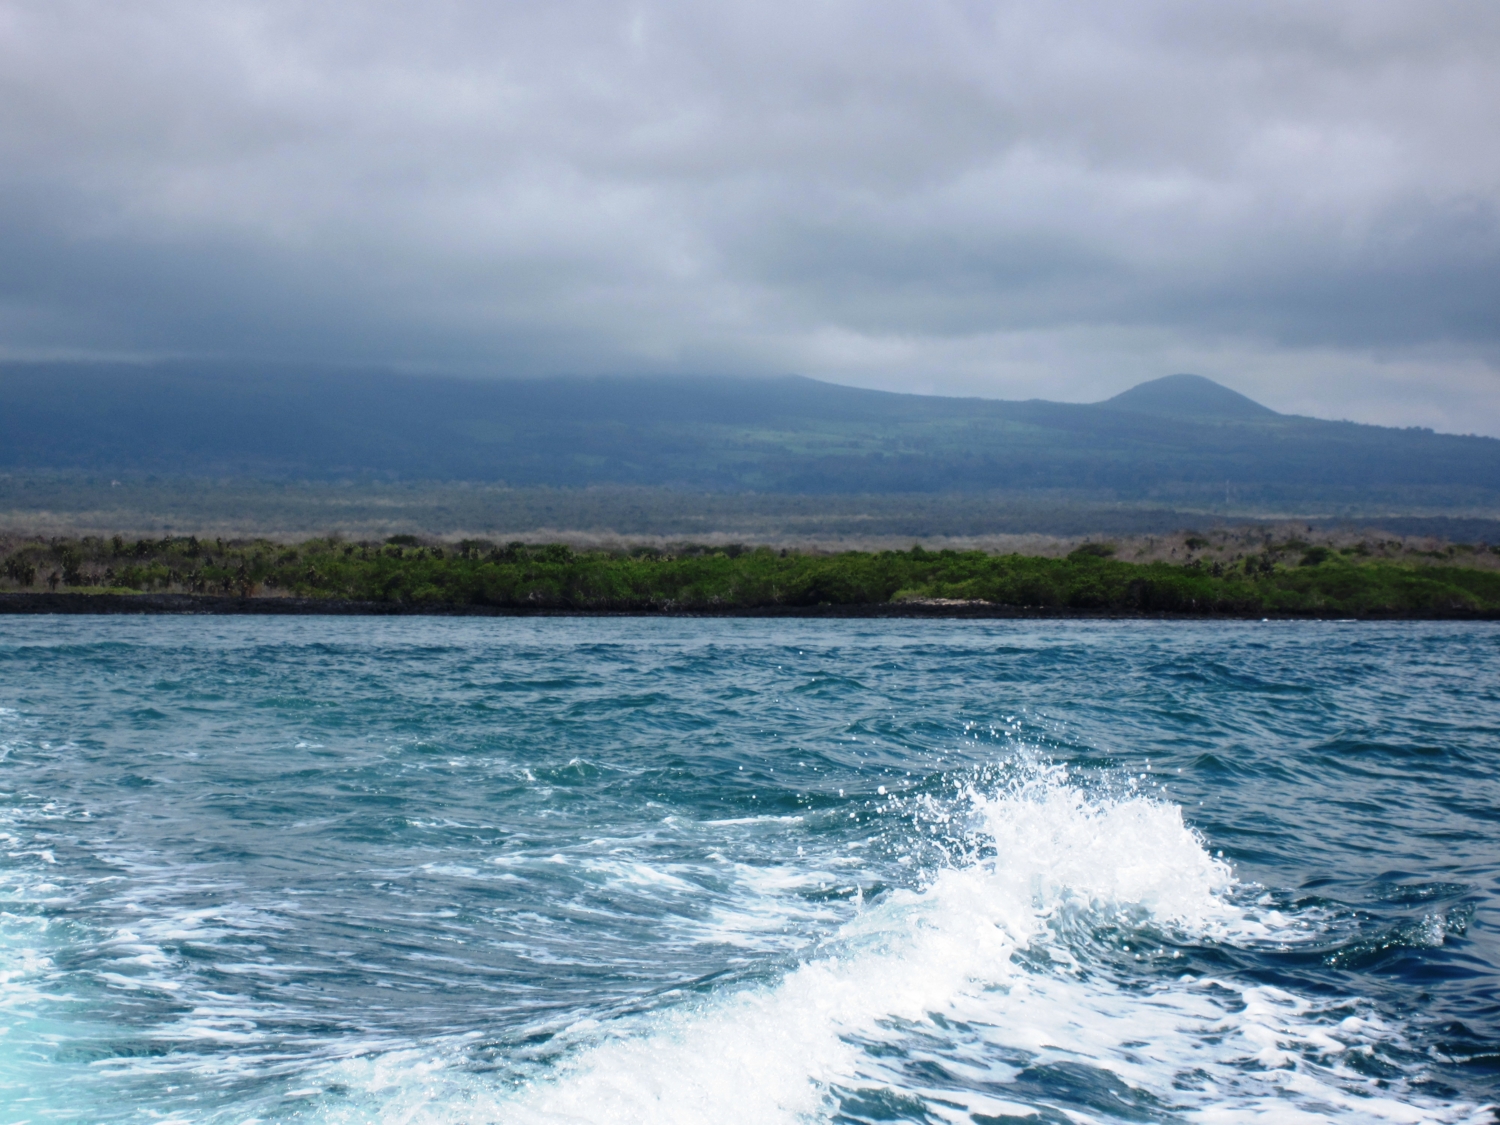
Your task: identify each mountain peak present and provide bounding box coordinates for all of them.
[1101,374,1277,419]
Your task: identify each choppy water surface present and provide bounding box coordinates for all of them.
[1,617,1497,1124]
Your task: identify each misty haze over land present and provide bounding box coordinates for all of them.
[1,2,1499,436]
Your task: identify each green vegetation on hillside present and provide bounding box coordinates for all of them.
[4,535,1498,616]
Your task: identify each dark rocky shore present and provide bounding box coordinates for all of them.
[2,592,1495,620]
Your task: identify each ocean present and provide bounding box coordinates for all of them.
[0,616,1496,1124]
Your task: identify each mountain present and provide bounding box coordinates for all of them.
[1,362,1496,513]
[1102,373,1278,419]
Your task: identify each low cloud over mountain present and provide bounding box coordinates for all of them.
[2,2,1498,432]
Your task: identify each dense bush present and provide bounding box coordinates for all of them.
[1,536,1497,616]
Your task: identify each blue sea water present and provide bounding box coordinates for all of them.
[0,616,1497,1124]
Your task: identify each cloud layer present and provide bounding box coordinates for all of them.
[2,1,1498,431]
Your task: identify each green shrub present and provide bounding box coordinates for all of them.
[1069,542,1116,559]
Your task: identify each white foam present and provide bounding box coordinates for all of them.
[4,760,1486,1125]
[299,774,1488,1125]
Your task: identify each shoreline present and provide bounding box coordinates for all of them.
[2,592,1496,621]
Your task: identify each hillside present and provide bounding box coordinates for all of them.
[1,364,1497,515]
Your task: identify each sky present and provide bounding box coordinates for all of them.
[2,1,1498,434]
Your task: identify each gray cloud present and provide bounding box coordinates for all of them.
[2,0,1498,432]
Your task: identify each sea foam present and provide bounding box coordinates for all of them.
[304,771,1485,1125]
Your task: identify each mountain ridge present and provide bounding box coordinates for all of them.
[1,363,1495,513]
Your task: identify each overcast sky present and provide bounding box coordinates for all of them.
[2,1,1498,433]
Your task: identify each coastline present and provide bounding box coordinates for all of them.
[2,592,1496,620]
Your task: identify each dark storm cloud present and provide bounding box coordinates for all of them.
[2,0,1499,431]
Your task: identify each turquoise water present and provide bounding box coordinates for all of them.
[1,616,1497,1123]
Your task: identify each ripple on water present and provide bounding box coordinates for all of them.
[0,617,1496,1124]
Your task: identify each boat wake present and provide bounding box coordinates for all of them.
[302,767,1489,1125]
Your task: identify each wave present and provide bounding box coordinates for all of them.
[298,768,1489,1125]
